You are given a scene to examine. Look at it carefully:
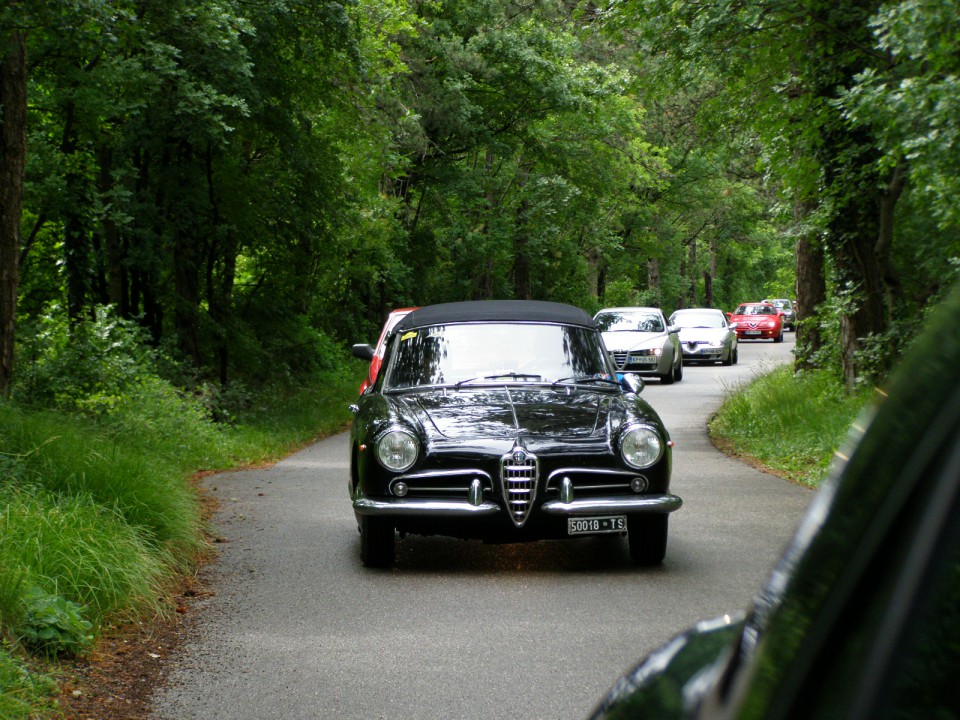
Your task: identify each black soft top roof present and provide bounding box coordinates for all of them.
[394,300,596,333]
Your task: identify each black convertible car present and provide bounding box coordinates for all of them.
[349,300,681,568]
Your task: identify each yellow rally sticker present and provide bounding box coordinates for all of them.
[401,331,418,341]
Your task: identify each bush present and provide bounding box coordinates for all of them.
[18,587,93,658]
[14,305,161,413]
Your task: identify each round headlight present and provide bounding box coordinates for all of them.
[376,429,418,472]
[620,426,664,469]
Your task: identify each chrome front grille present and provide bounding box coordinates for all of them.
[500,448,538,527]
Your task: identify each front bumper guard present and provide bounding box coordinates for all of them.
[354,493,682,518]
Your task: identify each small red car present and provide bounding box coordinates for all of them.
[728,302,784,342]
[353,308,417,394]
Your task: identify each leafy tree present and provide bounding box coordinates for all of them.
[603,0,952,385]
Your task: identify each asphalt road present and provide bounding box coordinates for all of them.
[150,334,812,720]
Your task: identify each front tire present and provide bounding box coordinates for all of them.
[774,329,784,343]
[360,515,395,568]
[627,514,668,565]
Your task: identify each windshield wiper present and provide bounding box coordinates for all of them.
[483,372,543,381]
[551,376,619,388]
[453,372,543,389]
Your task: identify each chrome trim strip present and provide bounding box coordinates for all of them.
[546,467,648,484]
[396,468,493,483]
[541,494,682,515]
[354,497,501,517]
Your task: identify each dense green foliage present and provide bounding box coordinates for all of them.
[2,0,956,398]
[2,0,956,395]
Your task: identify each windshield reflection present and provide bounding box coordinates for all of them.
[384,322,610,389]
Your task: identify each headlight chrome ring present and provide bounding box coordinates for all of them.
[619,425,664,469]
[375,429,419,472]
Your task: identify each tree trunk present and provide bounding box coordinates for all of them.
[0,30,27,398]
[60,102,92,321]
[647,256,660,298]
[512,200,531,300]
[876,158,907,317]
[98,144,128,313]
[703,236,717,308]
[793,199,826,372]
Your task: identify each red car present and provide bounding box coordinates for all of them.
[728,302,784,342]
[353,308,417,394]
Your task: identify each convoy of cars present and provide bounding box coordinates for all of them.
[348,297,795,570]
[349,300,681,568]
[594,306,684,384]
[350,290,959,718]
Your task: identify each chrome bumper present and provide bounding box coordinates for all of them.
[354,497,501,517]
[354,493,681,517]
[541,494,682,515]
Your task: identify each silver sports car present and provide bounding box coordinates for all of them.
[595,307,683,384]
[668,308,738,366]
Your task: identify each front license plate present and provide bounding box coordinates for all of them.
[568,515,627,535]
[744,330,761,335]
[630,355,658,365]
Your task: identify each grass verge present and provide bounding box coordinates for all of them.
[709,366,872,488]
[0,364,364,718]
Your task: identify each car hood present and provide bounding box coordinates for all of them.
[676,327,729,342]
[394,387,617,440]
[730,314,776,324]
[601,331,668,352]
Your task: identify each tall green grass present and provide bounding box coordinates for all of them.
[709,366,872,487]
[0,363,363,718]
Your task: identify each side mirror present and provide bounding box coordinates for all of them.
[667,325,680,335]
[352,343,375,361]
[620,373,645,394]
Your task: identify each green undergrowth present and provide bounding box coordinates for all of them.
[709,365,872,487]
[0,364,364,718]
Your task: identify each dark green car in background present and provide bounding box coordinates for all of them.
[590,283,960,720]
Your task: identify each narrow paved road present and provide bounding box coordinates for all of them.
[151,336,811,720]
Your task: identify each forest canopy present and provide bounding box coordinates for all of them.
[2,0,959,398]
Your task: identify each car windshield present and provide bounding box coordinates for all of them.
[595,311,664,333]
[673,313,725,329]
[383,322,612,389]
[735,305,775,316]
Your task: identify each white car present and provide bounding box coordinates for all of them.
[669,308,738,366]
[594,307,683,384]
